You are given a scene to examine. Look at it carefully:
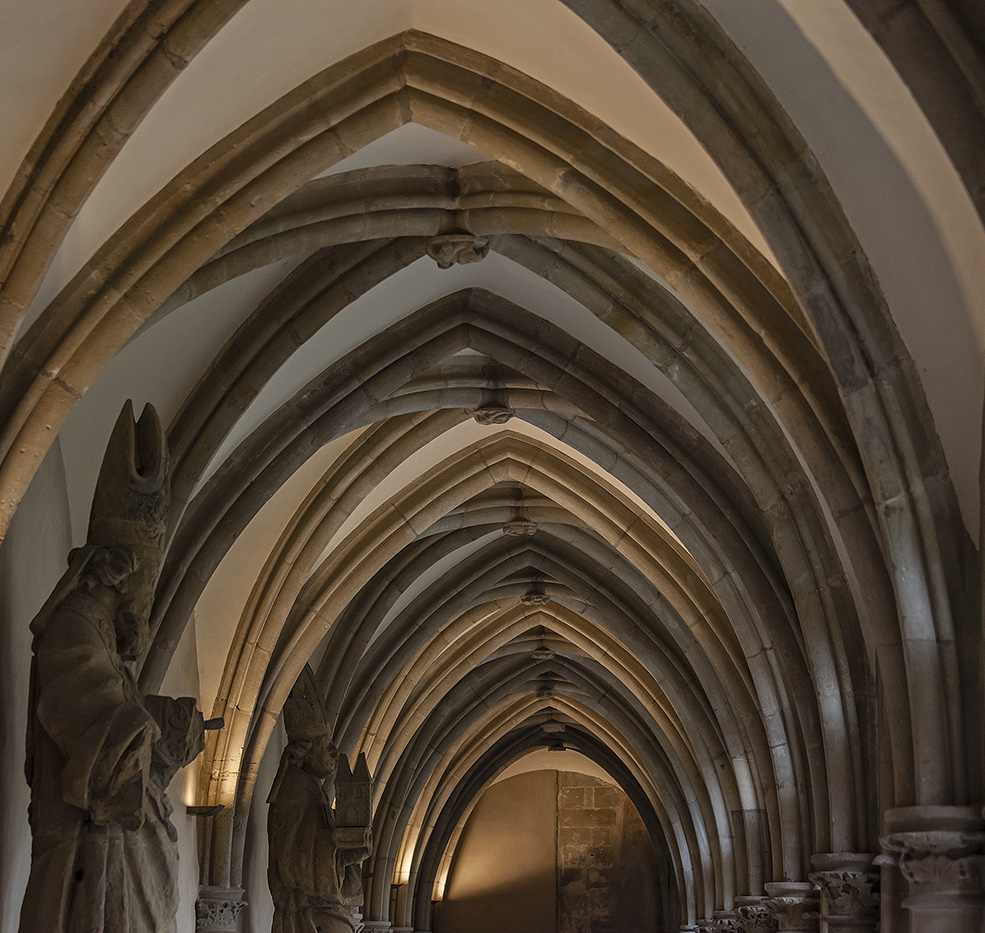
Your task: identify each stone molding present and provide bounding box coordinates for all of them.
[195,886,247,932]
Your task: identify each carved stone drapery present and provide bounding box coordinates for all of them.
[763,882,818,931]
[195,886,247,932]
[809,853,878,933]
[881,806,985,933]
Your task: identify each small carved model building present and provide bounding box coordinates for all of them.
[334,753,373,849]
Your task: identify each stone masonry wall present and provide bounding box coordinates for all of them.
[557,773,658,933]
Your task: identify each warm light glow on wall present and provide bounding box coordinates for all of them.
[181,757,201,807]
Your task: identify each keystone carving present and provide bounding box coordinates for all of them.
[468,405,514,424]
[426,233,490,268]
[503,518,538,535]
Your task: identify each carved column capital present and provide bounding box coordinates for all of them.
[711,909,741,933]
[762,882,818,931]
[809,853,879,930]
[735,903,778,933]
[880,829,985,897]
[881,805,985,929]
[195,886,247,933]
[808,869,878,915]
[694,921,716,933]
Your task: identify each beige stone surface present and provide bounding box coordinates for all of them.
[1,4,984,933]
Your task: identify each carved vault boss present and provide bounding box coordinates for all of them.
[20,402,207,933]
[268,666,374,933]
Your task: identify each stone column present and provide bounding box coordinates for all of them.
[695,921,717,933]
[808,853,879,933]
[880,805,985,933]
[195,886,247,933]
[361,921,393,933]
[763,882,818,932]
[736,895,779,933]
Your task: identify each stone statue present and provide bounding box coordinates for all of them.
[19,401,207,933]
[268,665,374,933]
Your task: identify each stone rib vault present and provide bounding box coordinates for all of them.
[2,3,985,931]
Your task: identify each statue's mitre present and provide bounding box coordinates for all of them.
[283,665,329,742]
[87,400,170,552]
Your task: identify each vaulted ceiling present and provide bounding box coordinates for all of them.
[2,1,984,929]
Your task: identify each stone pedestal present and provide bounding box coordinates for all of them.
[881,805,985,933]
[736,895,778,933]
[195,886,247,932]
[763,882,818,931]
[808,853,878,932]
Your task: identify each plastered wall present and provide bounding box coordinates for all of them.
[0,443,72,933]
